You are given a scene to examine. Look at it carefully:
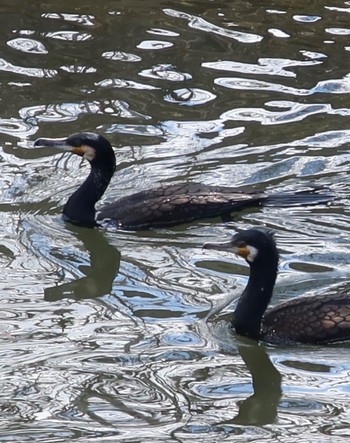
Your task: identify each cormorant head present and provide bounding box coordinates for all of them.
[203,229,278,264]
[34,132,116,172]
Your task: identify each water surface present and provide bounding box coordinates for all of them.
[0,0,350,441]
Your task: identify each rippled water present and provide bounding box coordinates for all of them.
[1,0,350,441]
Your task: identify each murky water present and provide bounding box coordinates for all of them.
[0,0,350,441]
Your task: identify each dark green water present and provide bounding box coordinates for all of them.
[0,0,350,441]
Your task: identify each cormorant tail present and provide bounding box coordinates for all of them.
[263,190,334,207]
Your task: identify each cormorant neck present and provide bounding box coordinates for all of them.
[63,162,114,227]
[233,257,278,340]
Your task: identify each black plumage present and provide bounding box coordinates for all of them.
[203,229,350,344]
[34,132,333,230]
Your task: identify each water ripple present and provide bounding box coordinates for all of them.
[203,58,320,78]
[60,65,96,74]
[0,58,56,78]
[293,15,322,23]
[326,28,350,36]
[137,40,173,50]
[147,28,180,38]
[20,103,100,123]
[20,100,149,124]
[0,118,37,138]
[1,1,350,441]
[7,38,48,54]
[102,51,142,62]
[222,102,335,125]
[164,9,263,43]
[215,75,350,96]
[41,12,96,26]
[268,28,290,38]
[139,64,192,82]
[96,78,159,91]
[290,129,350,148]
[165,88,216,106]
[43,31,92,41]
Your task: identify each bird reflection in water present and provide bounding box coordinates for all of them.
[232,339,282,426]
[44,225,121,302]
[43,227,282,427]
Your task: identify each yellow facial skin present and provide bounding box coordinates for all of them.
[71,145,96,162]
[233,244,258,263]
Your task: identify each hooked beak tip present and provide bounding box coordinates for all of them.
[33,137,73,152]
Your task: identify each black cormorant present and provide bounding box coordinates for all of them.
[203,229,350,344]
[34,132,333,230]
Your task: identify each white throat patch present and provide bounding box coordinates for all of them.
[246,245,259,262]
[83,145,96,162]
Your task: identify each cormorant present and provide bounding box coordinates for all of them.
[203,229,350,344]
[34,132,333,230]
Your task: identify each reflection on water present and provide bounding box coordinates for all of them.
[44,226,121,301]
[233,342,282,426]
[0,0,350,441]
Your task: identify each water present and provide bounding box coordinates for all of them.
[0,0,350,441]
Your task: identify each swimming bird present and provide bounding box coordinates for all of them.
[203,229,350,344]
[34,132,333,230]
